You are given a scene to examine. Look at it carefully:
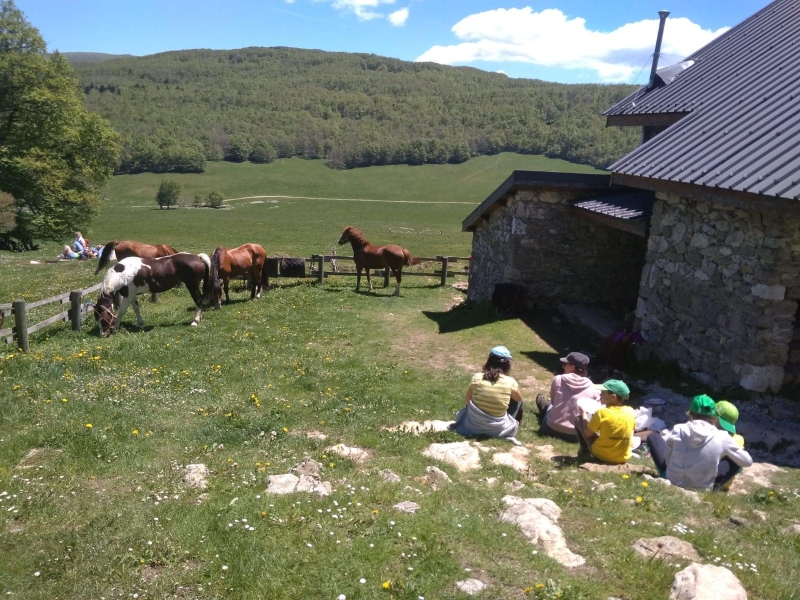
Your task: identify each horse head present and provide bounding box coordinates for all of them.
[94,292,117,336]
[209,247,225,308]
[337,226,355,245]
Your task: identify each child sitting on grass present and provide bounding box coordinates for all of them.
[574,379,635,464]
[647,395,752,491]
[714,400,746,491]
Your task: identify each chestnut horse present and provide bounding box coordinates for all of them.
[95,240,178,275]
[337,226,422,296]
[94,253,212,335]
[209,243,269,308]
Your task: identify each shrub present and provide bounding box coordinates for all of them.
[206,190,225,209]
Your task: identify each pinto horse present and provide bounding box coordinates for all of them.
[95,240,178,275]
[209,243,269,308]
[94,253,212,335]
[337,226,422,296]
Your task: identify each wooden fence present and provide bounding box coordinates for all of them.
[309,254,470,286]
[0,282,103,352]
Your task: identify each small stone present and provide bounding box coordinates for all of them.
[378,469,401,483]
[455,579,490,595]
[632,536,700,561]
[423,442,481,472]
[326,444,370,464]
[393,501,420,514]
[782,523,800,536]
[752,510,768,522]
[182,464,210,490]
[593,482,616,492]
[424,465,453,489]
[729,516,748,526]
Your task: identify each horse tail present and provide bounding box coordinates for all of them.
[95,241,118,274]
[260,252,270,289]
[199,252,213,307]
[403,248,424,266]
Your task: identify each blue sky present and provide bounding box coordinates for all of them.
[18,0,770,83]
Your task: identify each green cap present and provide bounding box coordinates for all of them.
[715,400,739,434]
[596,379,630,399]
[689,394,717,417]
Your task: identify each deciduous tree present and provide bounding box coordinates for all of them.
[156,178,181,209]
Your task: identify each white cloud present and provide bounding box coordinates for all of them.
[388,7,409,26]
[326,0,397,21]
[416,8,728,82]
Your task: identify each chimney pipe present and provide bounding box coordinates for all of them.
[647,10,670,89]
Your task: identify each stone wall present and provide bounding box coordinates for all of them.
[468,188,647,311]
[635,192,800,392]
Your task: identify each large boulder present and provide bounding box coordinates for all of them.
[422,441,481,471]
[669,563,747,600]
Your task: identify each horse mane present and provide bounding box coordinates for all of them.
[95,241,118,274]
[345,226,369,248]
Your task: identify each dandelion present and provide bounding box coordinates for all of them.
[536,583,545,589]
[641,481,649,488]
[62,398,67,403]
[329,462,335,468]
[622,474,630,479]
[132,429,139,435]
[372,509,379,514]
[282,427,288,433]
[382,581,391,590]
[636,496,643,503]
[85,423,92,429]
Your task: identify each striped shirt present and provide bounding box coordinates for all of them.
[469,373,519,417]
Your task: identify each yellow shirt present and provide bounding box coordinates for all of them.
[469,373,519,417]
[588,405,635,464]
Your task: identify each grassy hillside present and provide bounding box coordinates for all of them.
[72,46,639,173]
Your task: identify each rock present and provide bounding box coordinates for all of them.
[498,496,585,568]
[295,475,332,496]
[750,284,785,300]
[424,466,453,489]
[506,480,526,492]
[533,445,558,461]
[182,464,210,490]
[303,430,328,441]
[422,441,481,472]
[266,473,300,495]
[15,448,62,469]
[752,510,768,522]
[378,469,401,483]
[393,501,420,514]
[326,444,371,464]
[729,516,748,526]
[632,536,701,561]
[593,482,617,492]
[455,579,490,595]
[579,462,653,475]
[728,462,784,494]
[739,364,785,393]
[669,563,747,600]
[491,446,530,473]
[782,523,800,536]
[292,457,323,478]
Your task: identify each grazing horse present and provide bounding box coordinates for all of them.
[95,240,178,275]
[209,243,269,308]
[337,226,422,296]
[94,253,212,336]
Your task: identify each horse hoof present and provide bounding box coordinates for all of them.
[190,321,198,327]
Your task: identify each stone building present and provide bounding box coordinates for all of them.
[463,0,800,393]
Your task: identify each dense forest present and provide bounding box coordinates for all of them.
[72,47,640,174]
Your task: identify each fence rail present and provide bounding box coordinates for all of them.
[1,282,102,351]
[309,254,469,287]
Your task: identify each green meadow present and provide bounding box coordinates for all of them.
[1,156,798,600]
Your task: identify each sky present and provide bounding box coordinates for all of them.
[17,0,771,84]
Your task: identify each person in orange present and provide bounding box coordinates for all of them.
[574,379,635,464]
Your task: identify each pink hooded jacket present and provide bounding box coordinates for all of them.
[545,373,600,435]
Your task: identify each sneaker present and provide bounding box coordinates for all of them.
[535,393,550,415]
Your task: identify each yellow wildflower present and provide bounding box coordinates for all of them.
[622,474,630,479]
[85,423,92,429]
[642,481,649,487]
[382,581,391,590]
[132,429,139,435]
[636,496,643,503]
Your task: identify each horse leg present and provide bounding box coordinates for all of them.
[392,268,402,297]
[224,277,230,305]
[355,265,362,291]
[250,268,258,300]
[131,297,144,328]
[115,296,131,332]
[188,285,203,326]
[366,267,373,292]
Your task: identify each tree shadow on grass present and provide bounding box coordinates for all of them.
[421,302,505,334]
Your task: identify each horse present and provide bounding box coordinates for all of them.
[337,226,423,296]
[95,240,179,275]
[209,243,269,308]
[94,253,212,336]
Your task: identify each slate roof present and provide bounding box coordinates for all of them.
[605,0,800,201]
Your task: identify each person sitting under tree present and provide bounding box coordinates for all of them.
[574,379,635,464]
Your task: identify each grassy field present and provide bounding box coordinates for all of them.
[1,156,799,600]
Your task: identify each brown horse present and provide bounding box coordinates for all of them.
[209,243,269,308]
[94,253,212,335]
[95,240,178,274]
[337,226,422,296]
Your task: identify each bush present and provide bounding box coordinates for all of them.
[156,179,181,209]
[206,190,225,209]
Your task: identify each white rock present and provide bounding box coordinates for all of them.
[593,482,617,492]
[424,466,453,489]
[379,469,401,483]
[669,563,747,600]
[393,501,420,514]
[782,523,800,536]
[326,444,371,464]
[750,284,785,300]
[423,442,481,472]
[455,579,490,595]
[632,536,700,561]
[182,464,210,490]
[739,364,785,393]
[295,475,332,496]
[728,462,784,494]
[491,446,530,473]
[498,496,585,568]
[266,474,301,495]
[387,420,455,435]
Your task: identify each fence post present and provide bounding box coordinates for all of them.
[12,299,28,352]
[69,290,82,332]
[440,257,449,286]
[317,255,324,285]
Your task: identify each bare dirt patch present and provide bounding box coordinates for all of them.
[392,327,479,373]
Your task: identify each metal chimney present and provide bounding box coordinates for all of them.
[647,10,670,89]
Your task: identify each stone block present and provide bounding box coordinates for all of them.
[751,284,786,300]
[725,230,745,247]
[690,232,709,248]
[739,364,785,393]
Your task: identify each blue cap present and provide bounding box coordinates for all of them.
[490,346,512,360]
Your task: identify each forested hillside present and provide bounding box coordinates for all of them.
[74,47,640,174]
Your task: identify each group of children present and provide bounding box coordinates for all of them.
[58,232,103,260]
[453,347,753,492]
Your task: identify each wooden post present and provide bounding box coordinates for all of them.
[12,299,28,352]
[317,255,324,285]
[440,257,449,286]
[383,267,390,288]
[69,290,82,332]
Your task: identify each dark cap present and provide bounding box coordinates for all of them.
[560,352,590,369]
